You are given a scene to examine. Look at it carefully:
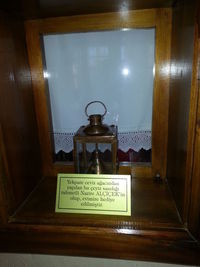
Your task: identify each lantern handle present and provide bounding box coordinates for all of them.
[85,101,107,118]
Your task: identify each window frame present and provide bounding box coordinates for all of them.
[25,8,171,178]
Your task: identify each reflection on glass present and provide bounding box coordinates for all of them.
[122,67,130,76]
[42,29,155,164]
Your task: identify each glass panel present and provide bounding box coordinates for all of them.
[75,142,113,174]
[42,29,155,163]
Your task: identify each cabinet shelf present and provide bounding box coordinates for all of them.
[10,177,181,229]
[1,176,198,265]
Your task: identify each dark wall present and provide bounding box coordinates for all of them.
[0,10,42,217]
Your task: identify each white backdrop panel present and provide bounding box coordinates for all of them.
[43,29,155,133]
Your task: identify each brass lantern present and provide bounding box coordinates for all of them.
[73,101,118,174]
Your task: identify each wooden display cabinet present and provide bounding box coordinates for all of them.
[0,0,200,265]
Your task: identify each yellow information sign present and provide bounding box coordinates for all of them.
[55,173,131,216]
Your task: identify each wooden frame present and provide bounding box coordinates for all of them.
[187,28,200,235]
[25,8,171,178]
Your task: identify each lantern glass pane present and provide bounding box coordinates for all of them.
[74,141,115,174]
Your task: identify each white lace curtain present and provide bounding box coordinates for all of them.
[43,29,155,152]
[53,131,151,153]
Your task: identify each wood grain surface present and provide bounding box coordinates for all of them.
[167,0,197,223]
[0,1,200,264]
[10,177,181,228]
[0,11,42,219]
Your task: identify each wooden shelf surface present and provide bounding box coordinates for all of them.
[2,177,199,265]
[10,177,182,230]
